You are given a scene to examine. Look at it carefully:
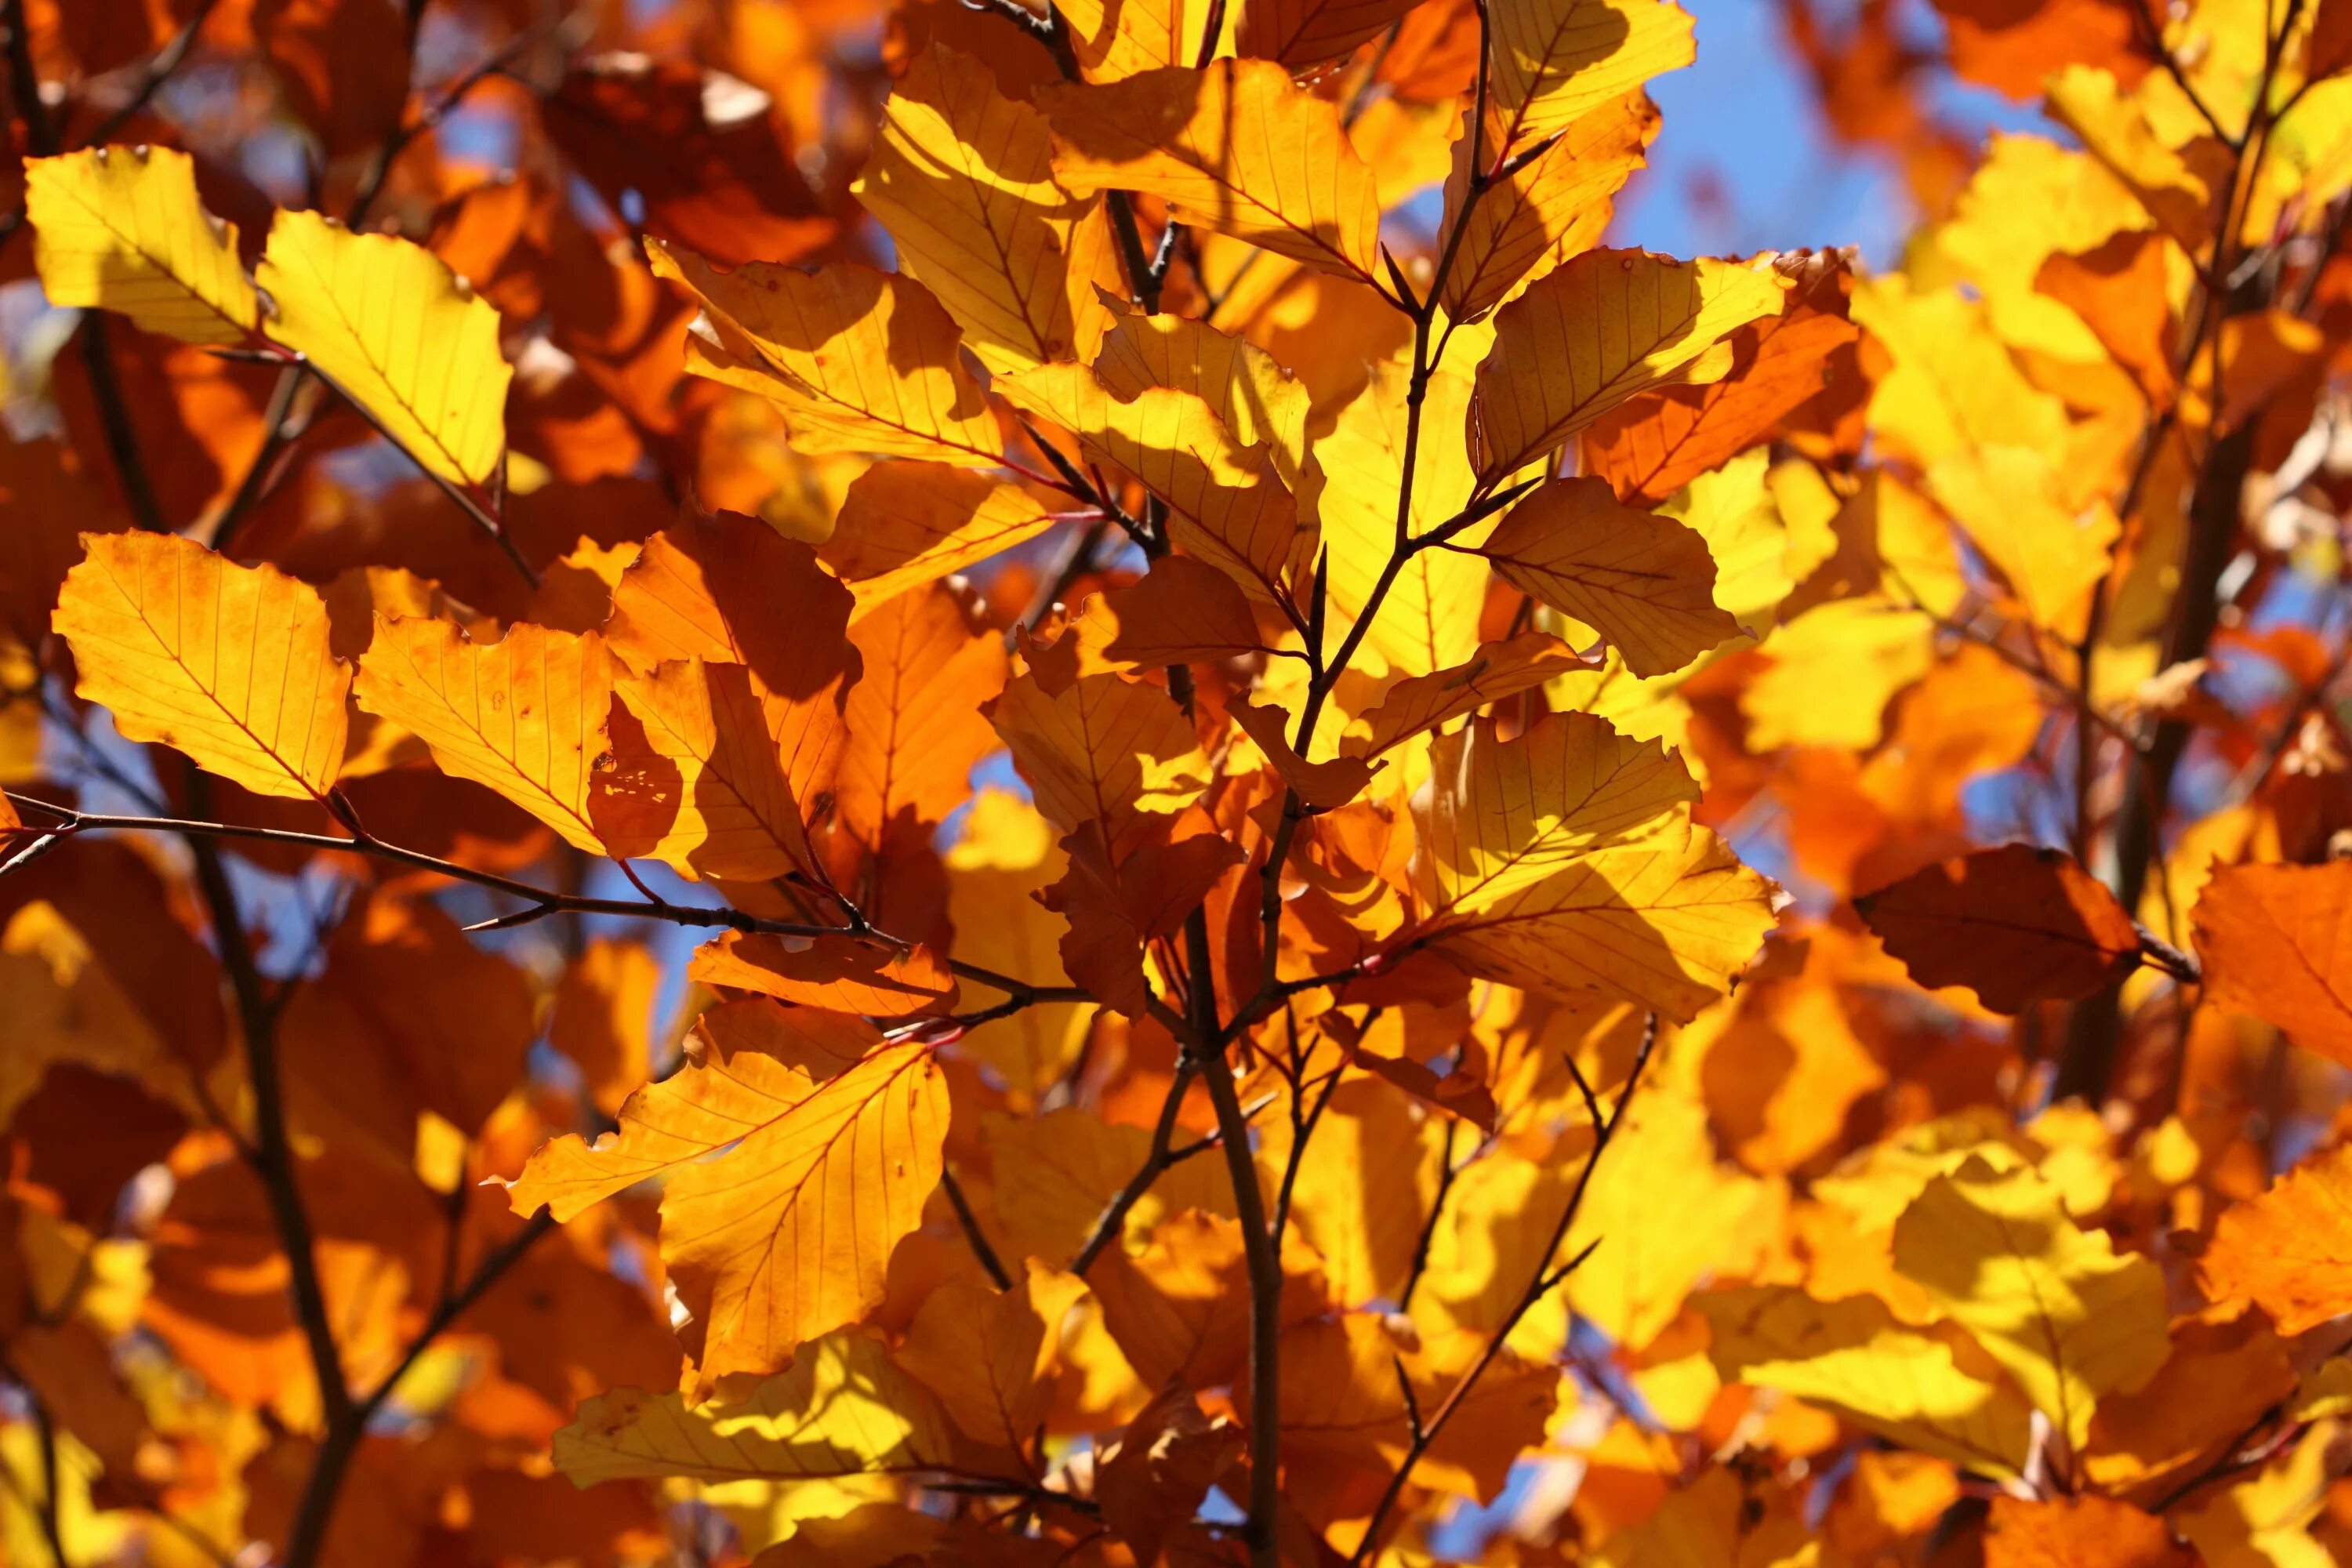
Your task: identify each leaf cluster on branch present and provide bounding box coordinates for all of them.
[10,0,2352,1563]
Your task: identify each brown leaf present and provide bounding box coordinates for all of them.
[1856,845,2144,1013]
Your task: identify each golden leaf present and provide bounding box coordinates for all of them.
[553,1333,958,1485]
[1696,1285,2036,1480]
[1424,824,1778,1021]
[513,998,948,1388]
[852,42,1091,373]
[53,532,348,801]
[1889,1156,2169,1446]
[353,619,615,854]
[1040,60,1384,282]
[1476,475,1740,677]
[26,146,258,344]
[1490,0,1695,156]
[1472,249,1787,483]
[989,670,1212,854]
[259,210,512,487]
[1419,710,1698,915]
[648,239,1004,467]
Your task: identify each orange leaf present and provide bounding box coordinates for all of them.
[2197,1143,2352,1334]
[690,931,960,1018]
[1983,1494,2198,1568]
[2191,862,2352,1065]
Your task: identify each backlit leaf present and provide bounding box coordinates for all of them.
[1891,1155,2169,1446]
[554,1333,958,1485]
[54,532,348,801]
[259,210,512,487]
[2192,861,2352,1066]
[1425,823,1778,1020]
[353,619,615,854]
[27,146,258,345]
[1472,249,1787,483]
[1475,475,1740,677]
[1040,60,1385,282]
[648,239,1004,467]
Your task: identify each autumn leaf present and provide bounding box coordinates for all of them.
[648,239,1004,466]
[989,670,1212,855]
[593,655,822,883]
[1471,249,1788,483]
[1040,60,1385,282]
[1489,0,1697,156]
[510,998,949,1387]
[1424,823,1780,1020]
[893,1262,1087,1453]
[259,210,513,488]
[554,1333,960,1485]
[852,41,1095,373]
[26,146,259,345]
[354,619,615,854]
[823,465,1058,619]
[1858,845,2147,1013]
[1891,1155,2169,1446]
[53,532,349,801]
[2192,861,2352,1065]
[1983,1494,2199,1568]
[1438,94,1655,324]
[1420,710,1699,915]
[1476,476,1740,677]
[2197,1142,2352,1334]
[1696,1285,2037,1479]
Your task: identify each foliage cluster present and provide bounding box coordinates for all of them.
[13,0,2352,1563]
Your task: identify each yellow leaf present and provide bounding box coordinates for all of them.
[1472,249,1786,482]
[1059,0,1223,79]
[1490,0,1696,156]
[1477,475,1740,677]
[53,532,348,801]
[1563,1084,1767,1348]
[894,1262,1088,1452]
[258,209,511,487]
[1346,631,1593,757]
[553,1333,958,1486]
[1420,711,1698,915]
[1311,360,1490,678]
[851,42,1091,373]
[1425,824,1778,1021]
[26,146,258,344]
[1091,301,1312,492]
[1926,445,2119,640]
[515,998,946,1388]
[999,362,1303,603]
[1696,1285,2036,1481]
[1255,1079,1446,1307]
[648,239,1004,467]
[1846,276,2068,470]
[595,656,819,883]
[989,670,1210,855]
[824,465,1057,620]
[1040,60,1384,282]
[1439,95,1657,323]
[353,619,615,853]
[1890,1155,2169,1447]
[1741,599,1935,752]
[1237,0,1421,66]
